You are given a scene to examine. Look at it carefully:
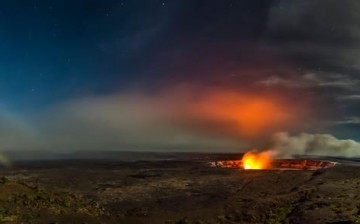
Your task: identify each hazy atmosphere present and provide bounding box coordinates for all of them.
[1,0,360,155]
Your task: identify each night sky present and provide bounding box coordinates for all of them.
[0,0,274,107]
[1,0,360,154]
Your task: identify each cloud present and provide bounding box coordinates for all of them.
[255,71,360,92]
[1,87,360,160]
[260,0,360,138]
[337,95,360,101]
[37,91,242,151]
[330,116,360,125]
[267,0,360,44]
[317,79,360,88]
[255,75,307,88]
[270,132,360,158]
[265,0,360,95]
[0,87,303,152]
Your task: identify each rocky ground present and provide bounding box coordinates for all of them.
[0,156,359,223]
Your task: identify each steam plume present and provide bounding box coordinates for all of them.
[270,132,360,158]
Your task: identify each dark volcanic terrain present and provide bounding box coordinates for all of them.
[0,153,359,224]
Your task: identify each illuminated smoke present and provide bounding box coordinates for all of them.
[270,132,360,158]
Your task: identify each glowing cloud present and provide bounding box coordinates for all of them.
[187,91,294,137]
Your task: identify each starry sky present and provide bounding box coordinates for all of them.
[1,0,360,152]
[0,0,274,108]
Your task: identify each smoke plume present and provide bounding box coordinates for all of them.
[270,132,360,158]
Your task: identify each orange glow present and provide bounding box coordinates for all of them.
[189,91,293,137]
[209,158,336,170]
[242,151,272,170]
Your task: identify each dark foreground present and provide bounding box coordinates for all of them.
[0,154,360,224]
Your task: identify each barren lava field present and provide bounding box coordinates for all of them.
[0,153,359,224]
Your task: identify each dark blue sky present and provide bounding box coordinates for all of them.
[0,0,275,110]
